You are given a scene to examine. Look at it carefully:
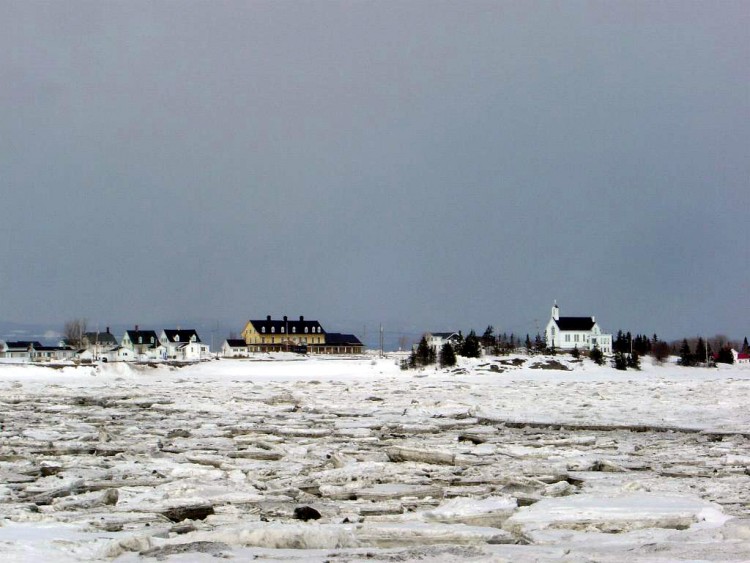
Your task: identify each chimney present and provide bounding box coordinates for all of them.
[267,315,271,321]
[283,315,288,322]
[106,327,110,334]
[299,316,304,322]
[135,325,139,332]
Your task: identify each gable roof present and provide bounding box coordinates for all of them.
[124,330,159,344]
[84,331,118,345]
[553,317,596,331]
[4,341,43,349]
[224,339,247,348]
[162,329,201,343]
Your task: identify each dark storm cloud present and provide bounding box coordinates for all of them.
[1,1,747,341]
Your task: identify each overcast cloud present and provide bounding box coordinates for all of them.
[1,1,748,343]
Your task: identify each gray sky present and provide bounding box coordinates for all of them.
[1,1,748,343]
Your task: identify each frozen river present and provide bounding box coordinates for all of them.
[1,355,749,561]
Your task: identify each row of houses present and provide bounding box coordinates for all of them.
[221,315,364,357]
[0,327,210,362]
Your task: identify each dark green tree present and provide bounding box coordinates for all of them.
[612,350,628,370]
[695,337,707,365]
[525,334,532,355]
[481,326,496,353]
[439,342,457,368]
[716,345,734,365]
[679,339,695,367]
[534,333,546,354]
[461,330,481,358]
[742,337,749,354]
[589,344,604,366]
[415,336,436,367]
[627,350,641,370]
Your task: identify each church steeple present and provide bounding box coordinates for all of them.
[552,300,560,321]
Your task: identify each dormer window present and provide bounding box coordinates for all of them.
[271,327,275,333]
[139,337,143,344]
[292,327,296,333]
[175,334,180,342]
[304,327,308,334]
[261,327,265,333]
[281,327,285,333]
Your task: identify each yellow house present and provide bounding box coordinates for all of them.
[241,315,326,352]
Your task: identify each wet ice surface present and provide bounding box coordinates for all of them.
[1,355,749,562]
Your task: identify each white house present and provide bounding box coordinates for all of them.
[160,329,209,361]
[544,302,612,354]
[121,328,167,360]
[222,339,249,358]
[423,332,461,354]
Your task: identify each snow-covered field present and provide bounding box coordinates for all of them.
[1,354,749,562]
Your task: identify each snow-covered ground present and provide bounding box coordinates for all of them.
[1,354,749,561]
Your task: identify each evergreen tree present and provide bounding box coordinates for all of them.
[415,336,436,367]
[679,339,695,367]
[612,350,628,370]
[589,344,604,365]
[627,350,641,370]
[481,326,496,353]
[534,333,546,354]
[716,345,734,365]
[439,341,457,368]
[614,330,627,354]
[742,337,749,354]
[525,334,532,355]
[695,337,707,365]
[571,345,580,359]
[461,330,481,358]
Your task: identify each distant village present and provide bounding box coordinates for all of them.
[0,303,611,364]
[1,303,746,366]
[0,316,364,363]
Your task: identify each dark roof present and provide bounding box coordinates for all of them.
[325,333,363,346]
[124,330,159,344]
[554,317,596,331]
[84,331,118,345]
[249,317,325,336]
[225,339,247,348]
[162,329,201,343]
[5,341,43,349]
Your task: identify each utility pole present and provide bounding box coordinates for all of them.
[379,324,384,358]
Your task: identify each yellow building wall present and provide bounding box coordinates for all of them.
[241,321,324,346]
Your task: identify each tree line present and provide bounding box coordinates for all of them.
[402,325,748,371]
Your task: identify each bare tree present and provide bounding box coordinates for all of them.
[651,341,671,364]
[398,335,411,351]
[63,319,87,349]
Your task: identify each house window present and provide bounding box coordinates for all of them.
[305,327,308,334]
[271,327,275,333]
[565,334,570,342]
[574,334,579,342]
[292,327,296,333]
[281,327,285,333]
[262,327,265,333]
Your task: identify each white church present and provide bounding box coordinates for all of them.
[544,302,612,354]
